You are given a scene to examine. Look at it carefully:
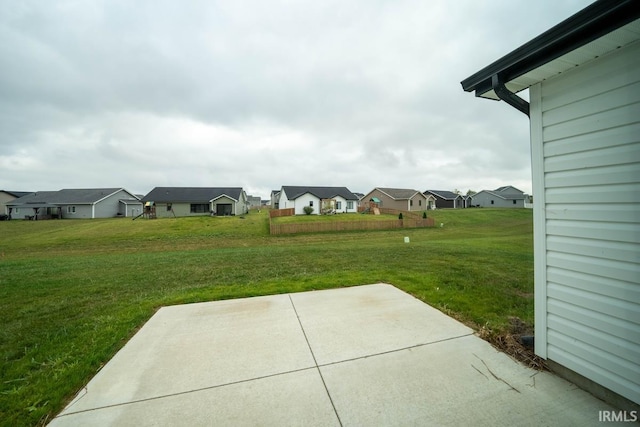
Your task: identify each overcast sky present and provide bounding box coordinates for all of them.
[1,0,593,199]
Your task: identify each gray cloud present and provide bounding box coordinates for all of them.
[0,0,593,197]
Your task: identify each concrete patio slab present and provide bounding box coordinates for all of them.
[60,294,316,412]
[50,283,624,426]
[290,283,472,365]
[321,334,607,426]
[50,369,339,427]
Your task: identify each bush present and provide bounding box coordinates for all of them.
[398,213,403,220]
[422,211,427,219]
[303,206,314,215]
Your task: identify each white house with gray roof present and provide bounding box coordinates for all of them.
[142,187,247,217]
[278,186,359,215]
[7,188,141,219]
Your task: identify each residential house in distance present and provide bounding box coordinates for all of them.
[462,194,473,208]
[471,186,527,208]
[362,188,432,211]
[277,186,359,215]
[461,0,639,407]
[270,190,280,209]
[246,195,262,210]
[424,190,464,209]
[0,190,33,215]
[142,187,247,217]
[7,188,141,219]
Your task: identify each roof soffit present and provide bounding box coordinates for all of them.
[462,1,640,99]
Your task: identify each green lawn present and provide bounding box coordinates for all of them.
[0,208,533,426]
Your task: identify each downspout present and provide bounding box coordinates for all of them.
[492,73,534,347]
[491,74,530,117]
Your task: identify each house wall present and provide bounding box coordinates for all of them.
[531,40,640,404]
[155,202,206,217]
[277,189,290,211]
[92,189,134,218]
[61,204,93,219]
[408,193,428,211]
[425,195,436,210]
[119,201,143,217]
[433,197,454,209]
[329,196,358,213]
[342,197,358,213]
[0,192,17,215]
[271,192,280,209]
[212,195,241,216]
[363,189,406,211]
[472,191,523,208]
[293,193,321,215]
[237,191,248,215]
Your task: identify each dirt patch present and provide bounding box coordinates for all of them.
[478,317,547,371]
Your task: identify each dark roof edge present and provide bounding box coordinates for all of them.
[461,0,640,95]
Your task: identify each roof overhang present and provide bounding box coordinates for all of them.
[461,0,640,102]
[210,194,239,203]
[9,203,61,209]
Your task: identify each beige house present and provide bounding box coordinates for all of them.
[361,188,431,212]
[0,190,32,215]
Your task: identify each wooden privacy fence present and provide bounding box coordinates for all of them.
[269,208,295,218]
[358,206,427,220]
[270,217,435,235]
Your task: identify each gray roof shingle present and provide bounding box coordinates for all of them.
[281,186,358,201]
[376,188,422,200]
[9,188,125,205]
[424,190,461,200]
[1,190,33,198]
[143,187,244,203]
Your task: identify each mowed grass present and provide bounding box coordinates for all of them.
[0,208,533,426]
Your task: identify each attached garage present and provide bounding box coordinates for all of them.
[462,0,640,408]
[215,204,232,216]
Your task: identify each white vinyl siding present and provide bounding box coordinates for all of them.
[93,189,132,218]
[532,40,640,404]
[295,193,320,215]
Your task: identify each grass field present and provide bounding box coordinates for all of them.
[0,208,533,426]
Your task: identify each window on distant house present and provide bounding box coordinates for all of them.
[67,206,76,213]
[513,200,517,205]
[419,200,422,206]
[167,203,172,211]
[309,201,314,207]
[491,200,494,205]
[347,201,353,209]
[190,203,208,213]
[336,201,342,210]
[410,200,413,206]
